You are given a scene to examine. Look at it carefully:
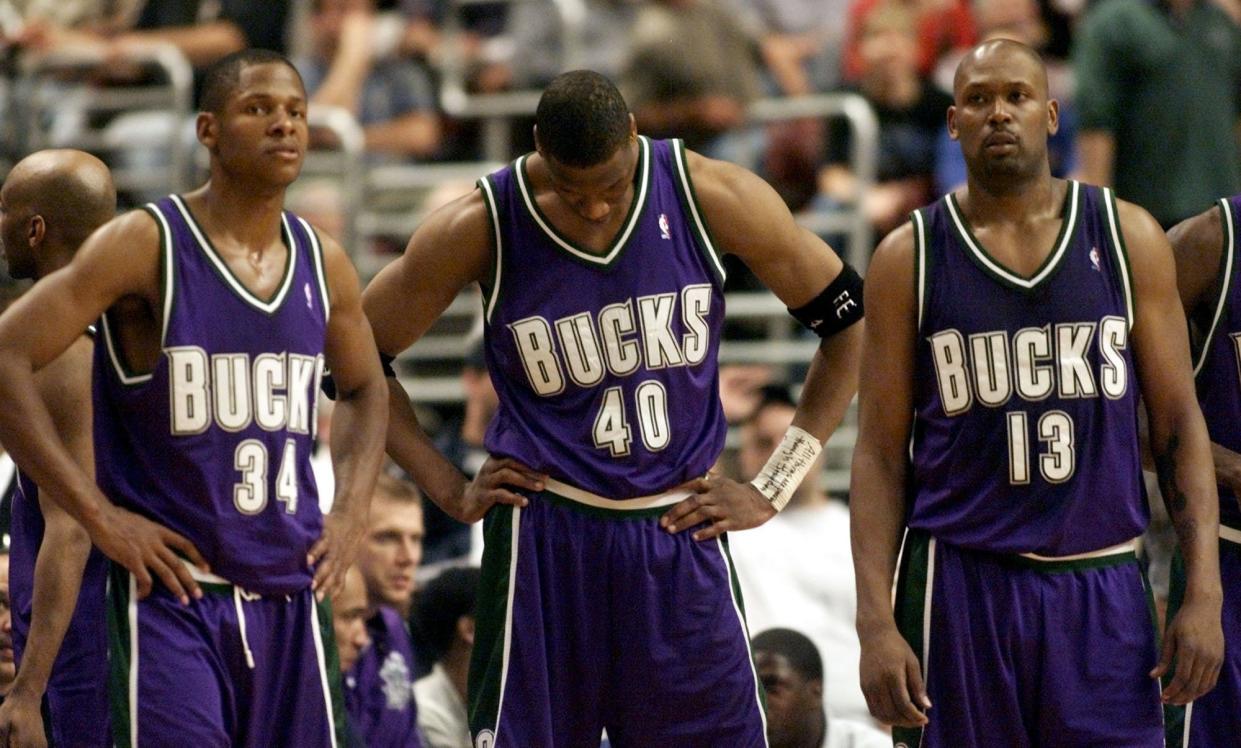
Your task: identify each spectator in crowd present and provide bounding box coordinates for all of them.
[816,3,952,237]
[842,0,975,81]
[358,472,425,619]
[348,472,425,746]
[730,0,850,95]
[933,0,1076,195]
[300,0,443,161]
[752,628,890,748]
[333,565,372,675]
[1073,0,1241,227]
[504,0,641,89]
[622,0,765,166]
[728,386,873,725]
[427,341,496,567]
[398,0,511,93]
[412,567,480,748]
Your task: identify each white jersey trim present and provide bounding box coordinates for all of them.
[1019,538,1137,562]
[478,176,504,324]
[493,506,522,745]
[1102,188,1137,331]
[298,216,332,326]
[1193,198,1235,377]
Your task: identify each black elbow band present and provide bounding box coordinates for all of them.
[788,263,864,337]
[380,352,398,379]
[320,367,338,401]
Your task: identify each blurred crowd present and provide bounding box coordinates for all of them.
[0,0,1235,239]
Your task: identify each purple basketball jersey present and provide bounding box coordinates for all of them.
[93,195,330,595]
[909,182,1148,555]
[10,469,110,745]
[478,138,728,498]
[344,607,421,747]
[1190,195,1241,531]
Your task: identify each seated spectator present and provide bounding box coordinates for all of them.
[504,0,641,89]
[752,628,890,748]
[727,387,872,725]
[842,0,975,81]
[815,3,951,236]
[333,565,372,676]
[349,473,425,747]
[397,0,511,93]
[412,567,480,748]
[622,0,765,168]
[300,0,442,161]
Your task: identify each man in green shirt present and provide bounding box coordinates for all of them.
[1074,0,1241,227]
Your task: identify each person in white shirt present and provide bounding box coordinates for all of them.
[412,567,479,748]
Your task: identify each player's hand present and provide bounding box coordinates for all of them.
[0,688,47,748]
[1152,592,1224,704]
[89,502,207,604]
[453,457,543,524]
[858,625,931,728]
[309,507,367,601]
[659,475,776,541]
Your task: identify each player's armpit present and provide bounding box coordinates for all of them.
[1166,201,1227,320]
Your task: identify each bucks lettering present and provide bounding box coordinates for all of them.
[508,284,711,457]
[930,316,1128,484]
[167,346,325,515]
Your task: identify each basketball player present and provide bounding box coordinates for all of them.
[1160,196,1241,746]
[0,49,388,746]
[0,150,115,747]
[362,70,864,746]
[850,40,1223,746]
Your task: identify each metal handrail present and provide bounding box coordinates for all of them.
[18,42,193,193]
[303,105,365,255]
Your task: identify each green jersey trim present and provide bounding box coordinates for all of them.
[169,194,298,316]
[297,216,332,327]
[670,139,727,285]
[513,136,651,269]
[1192,199,1235,376]
[945,180,1080,292]
[1101,188,1137,332]
[912,208,929,333]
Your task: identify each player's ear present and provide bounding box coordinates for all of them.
[947,105,960,141]
[27,214,44,249]
[628,113,636,141]
[533,124,543,157]
[458,614,475,646]
[1046,99,1060,137]
[196,111,218,149]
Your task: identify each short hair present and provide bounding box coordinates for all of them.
[751,628,824,682]
[535,70,631,167]
[411,567,480,660]
[199,48,303,114]
[372,472,421,506]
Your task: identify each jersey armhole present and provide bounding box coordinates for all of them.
[670,139,727,286]
[296,216,333,327]
[101,205,173,386]
[1100,188,1136,332]
[477,175,504,324]
[1191,198,1237,376]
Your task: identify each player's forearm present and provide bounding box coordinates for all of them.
[8,516,92,701]
[363,114,441,158]
[384,378,467,511]
[850,451,908,637]
[112,22,245,68]
[1151,411,1223,601]
[328,375,389,518]
[0,358,105,532]
[791,324,862,442]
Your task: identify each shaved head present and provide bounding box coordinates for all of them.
[3,150,115,258]
[953,39,1048,101]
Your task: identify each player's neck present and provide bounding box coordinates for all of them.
[33,244,76,281]
[188,178,287,249]
[960,172,1060,226]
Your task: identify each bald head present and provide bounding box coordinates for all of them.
[0,150,115,279]
[953,39,1047,101]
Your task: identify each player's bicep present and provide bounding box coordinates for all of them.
[362,193,492,356]
[855,226,918,456]
[1125,203,1199,411]
[34,337,96,522]
[320,238,383,397]
[691,154,845,307]
[1167,204,1227,318]
[0,211,158,371]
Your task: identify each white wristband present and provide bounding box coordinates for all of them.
[749,425,822,512]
